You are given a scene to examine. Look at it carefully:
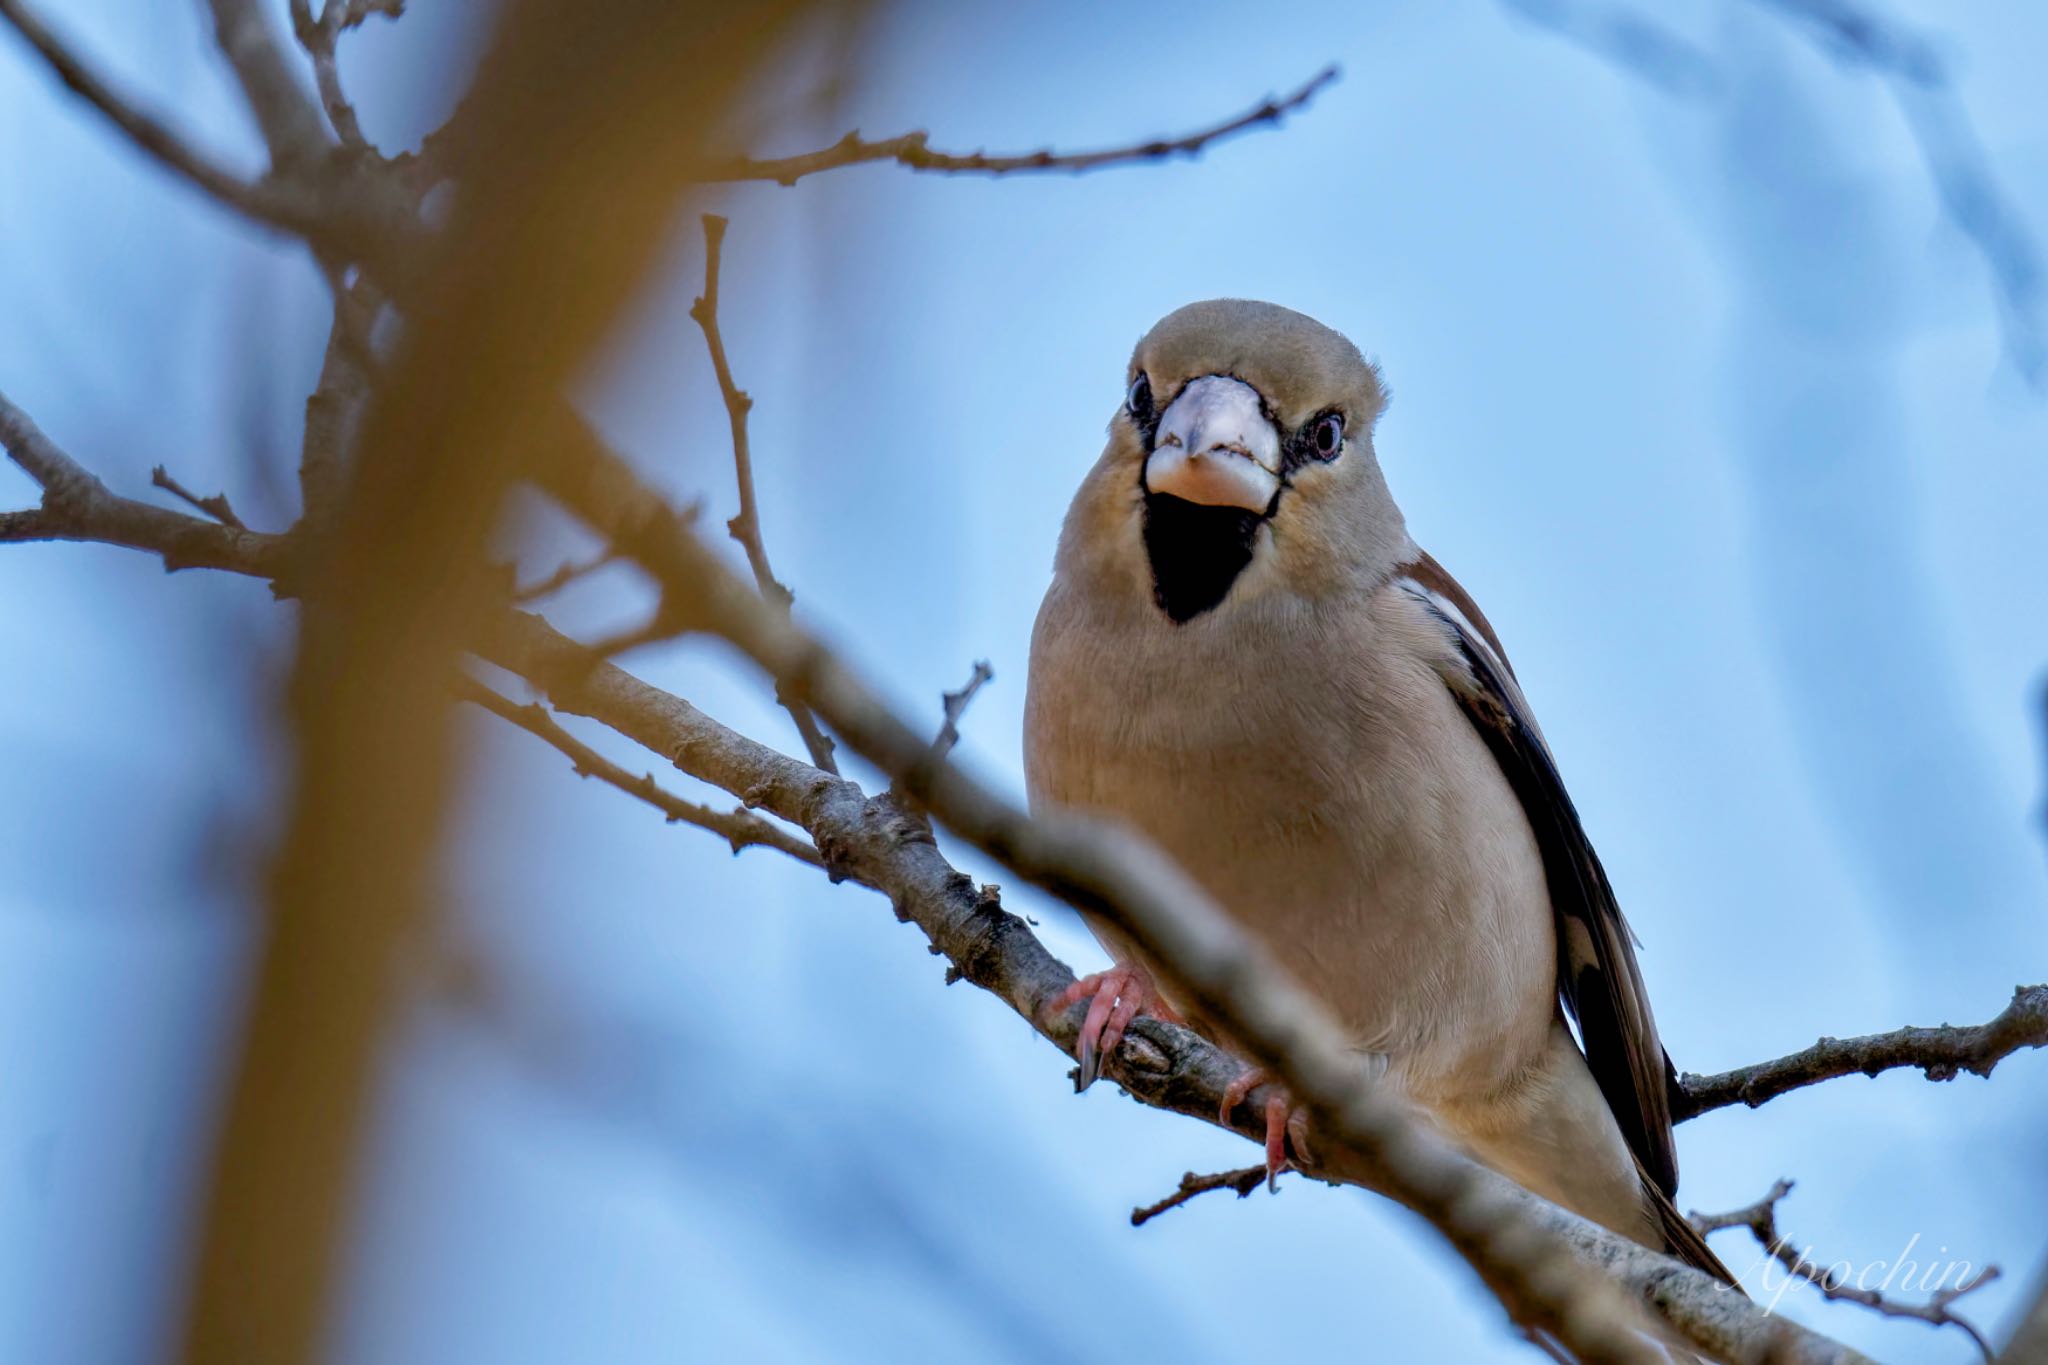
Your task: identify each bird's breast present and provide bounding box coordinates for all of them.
[1024,580,1557,1091]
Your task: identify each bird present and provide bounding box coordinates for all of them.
[1023,298,1732,1281]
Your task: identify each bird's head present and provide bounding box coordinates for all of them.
[1057,299,1406,624]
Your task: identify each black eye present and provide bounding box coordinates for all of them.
[1310,412,1344,459]
[1126,371,1153,421]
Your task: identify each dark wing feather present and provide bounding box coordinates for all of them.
[1397,560,1680,1198]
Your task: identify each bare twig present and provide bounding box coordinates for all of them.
[458,677,821,866]
[929,659,992,763]
[0,393,286,576]
[0,0,310,232]
[1129,1165,1267,1227]
[690,212,838,773]
[289,0,400,149]
[708,65,1340,186]
[1676,983,2048,1120]
[513,547,618,602]
[1692,1179,2000,1360]
[150,465,246,529]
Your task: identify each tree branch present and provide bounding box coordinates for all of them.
[928,659,992,764]
[150,464,246,529]
[690,212,838,773]
[0,392,290,577]
[706,65,1340,186]
[1692,1179,1999,1360]
[205,0,332,168]
[0,0,311,232]
[289,0,395,150]
[513,546,618,603]
[1675,983,2048,1120]
[1129,1165,1267,1228]
[0,406,1868,1360]
[457,676,821,866]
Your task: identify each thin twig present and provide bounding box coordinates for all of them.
[929,660,992,764]
[689,213,838,773]
[1676,984,2048,1120]
[1129,1165,1267,1227]
[289,0,397,150]
[0,0,309,232]
[151,465,246,529]
[458,677,821,866]
[709,65,1340,186]
[1692,1179,2000,1360]
[513,547,618,603]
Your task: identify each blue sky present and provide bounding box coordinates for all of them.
[2,2,2046,1361]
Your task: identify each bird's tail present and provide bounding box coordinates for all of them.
[1638,1160,1742,1290]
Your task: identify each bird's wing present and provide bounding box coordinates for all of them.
[1396,552,1681,1198]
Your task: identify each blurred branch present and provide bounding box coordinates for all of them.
[1692,1179,1999,1360]
[173,4,814,1361]
[1749,0,2046,384]
[206,0,332,167]
[1502,0,2046,385]
[1674,983,2048,1120]
[290,0,402,150]
[150,464,246,530]
[513,546,618,602]
[706,65,1340,185]
[299,272,382,522]
[0,0,311,232]
[2007,1271,2048,1363]
[458,677,822,866]
[1129,1165,1267,1228]
[690,212,838,773]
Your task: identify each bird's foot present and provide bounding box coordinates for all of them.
[1046,961,1182,1091]
[1219,1067,1304,1191]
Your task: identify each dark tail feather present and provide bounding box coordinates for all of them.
[1638,1162,1743,1290]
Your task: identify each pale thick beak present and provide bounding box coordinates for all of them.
[1143,375,1282,514]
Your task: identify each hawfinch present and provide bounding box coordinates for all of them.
[1025,299,1730,1280]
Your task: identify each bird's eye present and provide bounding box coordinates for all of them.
[1126,372,1153,421]
[1310,412,1344,459]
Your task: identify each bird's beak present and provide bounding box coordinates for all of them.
[1143,375,1282,514]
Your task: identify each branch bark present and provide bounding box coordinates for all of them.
[458,676,822,866]
[1675,984,2048,1121]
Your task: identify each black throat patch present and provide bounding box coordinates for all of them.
[1141,493,1265,624]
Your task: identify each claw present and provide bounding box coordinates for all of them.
[1219,1066,1295,1191]
[1047,962,1178,1092]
